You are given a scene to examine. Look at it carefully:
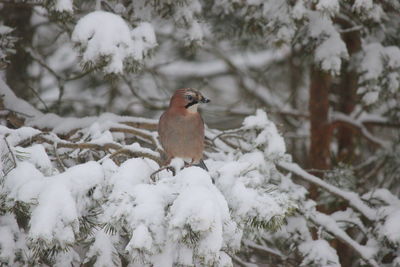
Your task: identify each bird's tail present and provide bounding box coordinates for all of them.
[197,159,209,171]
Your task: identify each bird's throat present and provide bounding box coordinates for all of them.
[186,103,199,113]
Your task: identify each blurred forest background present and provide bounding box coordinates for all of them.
[1,0,400,266]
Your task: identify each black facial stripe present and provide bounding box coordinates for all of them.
[185,100,198,109]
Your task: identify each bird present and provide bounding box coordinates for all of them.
[158,88,210,171]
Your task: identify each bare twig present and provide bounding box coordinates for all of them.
[150,166,175,182]
[231,254,258,267]
[109,148,162,166]
[53,142,66,172]
[109,127,156,145]
[211,128,245,142]
[122,75,166,110]
[243,239,286,260]
[338,25,363,34]
[1,108,34,118]
[1,135,17,176]
[120,121,158,131]
[26,84,49,112]
[19,133,120,152]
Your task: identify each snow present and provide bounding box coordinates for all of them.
[84,229,121,267]
[358,43,400,104]
[364,189,400,245]
[0,77,42,117]
[312,212,378,266]
[0,107,297,266]
[124,143,160,158]
[6,103,392,266]
[54,249,81,267]
[72,11,133,73]
[284,216,313,241]
[316,0,339,16]
[169,168,227,265]
[186,21,204,44]
[380,209,400,245]
[330,111,390,148]
[384,46,400,69]
[278,161,376,220]
[29,162,104,244]
[126,224,153,252]
[352,0,373,13]
[363,188,400,206]
[307,12,348,74]
[53,0,73,12]
[0,25,13,35]
[131,22,157,60]
[0,126,41,147]
[0,214,20,264]
[72,11,156,74]
[170,157,185,173]
[15,144,53,175]
[387,72,399,93]
[175,0,202,22]
[216,157,293,229]
[299,239,340,267]
[362,91,379,105]
[360,43,384,81]
[28,112,157,135]
[243,239,286,259]
[3,161,104,249]
[292,0,307,20]
[100,161,243,265]
[3,161,45,203]
[331,209,365,233]
[242,109,286,155]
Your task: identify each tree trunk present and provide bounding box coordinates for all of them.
[334,25,362,267]
[308,65,332,199]
[1,4,33,100]
[288,47,305,166]
[336,30,361,163]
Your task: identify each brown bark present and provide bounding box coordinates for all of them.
[308,65,332,199]
[333,23,362,267]
[0,4,33,100]
[336,30,361,163]
[288,47,306,166]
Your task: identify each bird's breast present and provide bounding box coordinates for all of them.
[159,111,205,162]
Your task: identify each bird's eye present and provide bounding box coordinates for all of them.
[186,95,193,101]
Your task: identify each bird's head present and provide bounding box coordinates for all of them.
[169,88,210,113]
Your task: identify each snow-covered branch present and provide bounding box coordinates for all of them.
[1,103,295,266]
[330,112,390,148]
[243,239,286,260]
[278,161,376,221]
[309,211,378,267]
[159,47,290,78]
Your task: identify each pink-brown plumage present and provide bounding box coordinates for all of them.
[158,88,210,167]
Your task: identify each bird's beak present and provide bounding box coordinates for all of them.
[201,97,210,103]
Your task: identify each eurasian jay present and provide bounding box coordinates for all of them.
[158,88,210,171]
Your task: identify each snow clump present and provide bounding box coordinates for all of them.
[72,11,157,74]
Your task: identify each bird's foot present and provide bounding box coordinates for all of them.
[184,162,193,168]
[150,166,176,182]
